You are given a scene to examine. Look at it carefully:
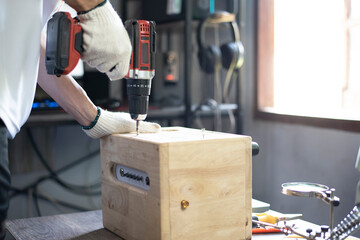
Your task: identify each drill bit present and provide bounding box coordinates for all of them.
[136,120,139,136]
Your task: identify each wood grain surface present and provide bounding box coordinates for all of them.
[101,127,252,240]
[6,210,122,240]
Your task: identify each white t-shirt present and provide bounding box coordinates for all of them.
[0,0,61,138]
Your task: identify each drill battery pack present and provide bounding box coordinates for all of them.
[45,12,83,76]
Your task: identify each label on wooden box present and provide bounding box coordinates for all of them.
[101,127,252,240]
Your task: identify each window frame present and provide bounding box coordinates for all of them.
[255,0,360,132]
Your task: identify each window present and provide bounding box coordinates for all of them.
[256,0,360,131]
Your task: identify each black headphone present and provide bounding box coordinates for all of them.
[197,11,244,74]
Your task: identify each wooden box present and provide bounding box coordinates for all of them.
[100,127,252,240]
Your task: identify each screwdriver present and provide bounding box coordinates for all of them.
[255,212,303,224]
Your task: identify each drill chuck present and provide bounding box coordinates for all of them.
[127,78,152,121]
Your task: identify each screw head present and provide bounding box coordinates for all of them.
[120,168,125,177]
[181,200,189,209]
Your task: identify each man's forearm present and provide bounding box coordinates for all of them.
[65,0,104,12]
[37,33,98,127]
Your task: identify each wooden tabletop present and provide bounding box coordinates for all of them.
[6,209,287,240]
[6,210,359,240]
[5,210,123,240]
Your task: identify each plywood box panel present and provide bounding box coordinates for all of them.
[101,127,252,240]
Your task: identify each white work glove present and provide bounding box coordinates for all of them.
[83,108,161,139]
[78,0,131,80]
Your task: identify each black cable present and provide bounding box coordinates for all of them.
[9,129,102,199]
[54,148,100,176]
[26,128,101,195]
[32,183,92,217]
[33,185,42,217]
[13,188,91,216]
[8,129,103,218]
[9,156,101,199]
[9,175,50,199]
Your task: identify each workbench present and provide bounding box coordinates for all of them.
[7,210,358,240]
[5,210,278,240]
[5,210,120,240]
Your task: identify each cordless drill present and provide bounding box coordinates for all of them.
[124,20,156,135]
[45,13,156,135]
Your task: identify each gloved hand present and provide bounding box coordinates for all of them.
[83,108,161,139]
[78,0,131,80]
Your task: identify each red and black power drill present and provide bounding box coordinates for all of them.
[46,13,156,135]
[124,20,156,135]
